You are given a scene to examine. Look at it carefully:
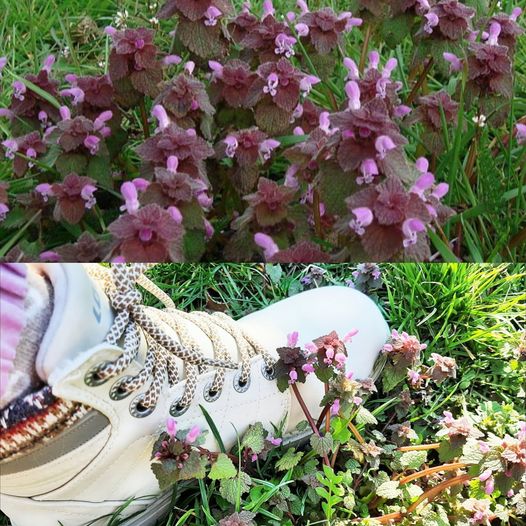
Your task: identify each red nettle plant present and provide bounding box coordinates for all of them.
[0,0,523,262]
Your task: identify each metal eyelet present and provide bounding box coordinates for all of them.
[203,383,221,403]
[84,361,112,387]
[109,376,134,401]
[170,399,189,417]
[261,363,276,381]
[233,370,251,393]
[129,393,155,418]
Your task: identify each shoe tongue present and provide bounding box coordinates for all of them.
[35,264,114,383]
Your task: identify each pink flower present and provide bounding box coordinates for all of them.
[516,123,526,145]
[168,206,183,224]
[443,52,463,72]
[334,352,346,368]
[35,183,54,202]
[13,80,26,101]
[262,0,275,18]
[81,184,97,209]
[343,57,359,80]
[299,75,320,95]
[302,362,315,374]
[407,369,421,385]
[166,417,177,438]
[295,23,309,37]
[84,135,100,155]
[224,135,239,158]
[2,139,18,160]
[288,368,298,384]
[40,250,61,262]
[59,105,71,121]
[0,203,9,221]
[263,72,279,97]
[343,329,358,342]
[345,81,361,110]
[349,207,373,235]
[268,435,282,446]
[402,218,426,247]
[287,331,299,347]
[208,60,224,80]
[120,182,140,214]
[331,398,340,416]
[254,232,279,261]
[164,55,182,66]
[152,105,171,131]
[185,425,201,444]
[60,87,85,105]
[375,135,397,160]
[275,33,297,57]
[259,138,280,161]
[358,158,378,185]
[424,12,439,34]
[204,6,222,26]
[353,396,363,406]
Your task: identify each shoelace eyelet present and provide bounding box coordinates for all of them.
[233,370,251,393]
[203,383,221,403]
[129,393,155,418]
[109,376,134,401]
[261,363,276,381]
[84,362,112,387]
[170,399,189,417]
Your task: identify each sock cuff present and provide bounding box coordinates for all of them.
[0,264,29,397]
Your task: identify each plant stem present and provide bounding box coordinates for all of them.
[406,57,434,106]
[139,98,150,139]
[406,473,472,514]
[359,24,372,74]
[353,472,472,523]
[291,383,330,466]
[397,443,440,452]
[348,420,365,445]
[324,385,331,434]
[316,404,330,429]
[312,188,323,239]
[399,462,467,485]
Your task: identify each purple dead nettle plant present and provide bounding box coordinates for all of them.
[0,1,523,260]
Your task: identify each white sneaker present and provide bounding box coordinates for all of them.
[0,264,389,526]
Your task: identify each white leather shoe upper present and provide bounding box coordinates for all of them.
[0,264,389,526]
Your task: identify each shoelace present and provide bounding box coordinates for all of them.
[85,264,275,417]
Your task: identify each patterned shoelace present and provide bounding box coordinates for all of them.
[85,264,275,416]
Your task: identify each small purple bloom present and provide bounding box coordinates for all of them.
[345,81,361,110]
[402,218,426,247]
[259,138,280,161]
[204,6,222,26]
[349,207,373,235]
[375,135,397,160]
[152,105,171,131]
[84,135,100,155]
[516,123,526,145]
[120,181,140,214]
[443,52,462,72]
[224,135,239,158]
[254,232,279,260]
[185,425,201,444]
[166,417,177,438]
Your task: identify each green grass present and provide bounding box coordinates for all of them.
[0,0,525,260]
[0,263,525,525]
[136,262,526,524]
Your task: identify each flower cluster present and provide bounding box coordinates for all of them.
[0,0,523,262]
